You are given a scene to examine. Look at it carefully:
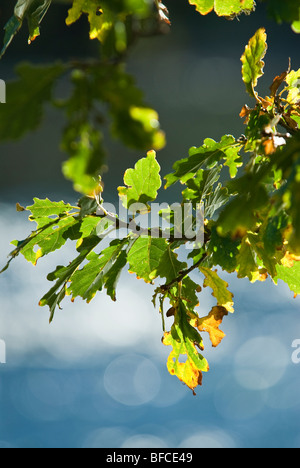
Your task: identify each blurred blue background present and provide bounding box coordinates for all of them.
[1,0,300,448]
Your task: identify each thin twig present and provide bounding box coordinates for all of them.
[159,252,208,293]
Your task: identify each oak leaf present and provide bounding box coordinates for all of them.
[197,306,228,347]
[241,28,268,99]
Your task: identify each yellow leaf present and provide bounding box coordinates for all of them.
[66,0,112,43]
[162,331,207,394]
[162,300,209,394]
[281,251,300,268]
[196,306,228,347]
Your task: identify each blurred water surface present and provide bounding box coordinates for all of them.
[1,203,300,448]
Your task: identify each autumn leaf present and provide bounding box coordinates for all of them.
[196,306,228,347]
[199,266,234,313]
[163,300,209,393]
[285,68,300,105]
[241,28,268,99]
[270,69,290,98]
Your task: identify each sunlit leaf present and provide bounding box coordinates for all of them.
[196,305,228,347]
[241,28,268,98]
[276,258,300,295]
[188,0,255,17]
[163,300,209,394]
[68,239,128,302]
[165,135,238,188]
[285,68,300,105]
[118,151,162,209]
[127,236,168,283]
[199,266,234,313]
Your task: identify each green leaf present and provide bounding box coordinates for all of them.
[118,151,162,209]
[59,68,107,194]
[208,227,239,273]
[58,64,165,193]
[182,167,221,202]
[199,266,234,313]
[1,0,52,58]
[223,146,243,178]
[39,236,101,322]
[79,216,108,238]
[217,181,268,236]
[244,106,270,152]
[62,122,106,195]
[177,276,201,312]
[205,183,230,219]
[127,236,168,283]
[17,216,79,265]
[236,237,261,282]
[77,196,98,219]
[68,239,129,302]
[0,63,65,141]
[158,244,187,284]
[292,21,300,33]
[247,232,279,278]
[66,0,151,50]
[262,213,288,257]
[241,28,268,98]
[91,63,165,151]
[165,135,238,188]
[66,0,115,43]
[8,198,80,265]
[163,299,209,394]
[276,259,300,295]
[27,198,76,223]
[188,0,255,17]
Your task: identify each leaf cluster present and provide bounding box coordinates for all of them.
[1,1,300,394]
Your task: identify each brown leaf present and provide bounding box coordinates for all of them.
[16,203,26,212]
[166,307,175,317]
[240,104,252,123]
[270,60,291,98]
[270,71,289,98]
[259,96,274,109]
